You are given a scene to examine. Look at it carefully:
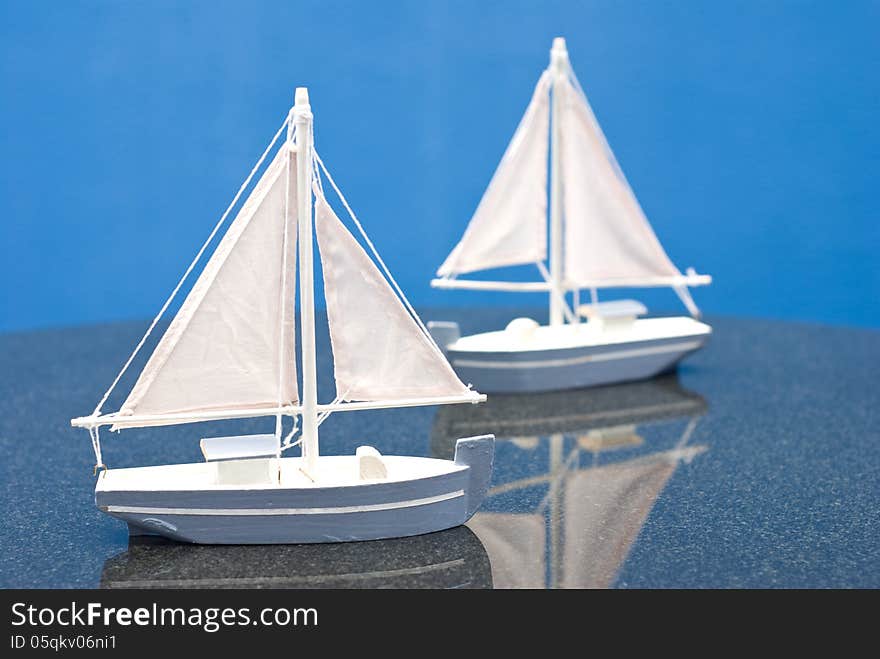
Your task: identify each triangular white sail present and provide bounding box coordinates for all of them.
[436,72,551,277]
[559,75,681,285]
[115,145,299,427]
[316,194,474,402]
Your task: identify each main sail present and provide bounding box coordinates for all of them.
[437,72,551,277]
[558,75,681,286]
[316,194,475,402]
[112,145,299,428]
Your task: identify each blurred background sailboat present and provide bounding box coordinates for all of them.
[430,38,712,393]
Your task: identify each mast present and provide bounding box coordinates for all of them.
[549,37,568,326]
[275,97,297,461]
[295,87,319,475]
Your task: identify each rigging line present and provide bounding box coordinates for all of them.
[443,70,551,279]
[314,386,350,428]
[308,123,323,194]
[91,114,291,417]
[566,65,642,208]
[281,387,349,452]
[311,147,324,195]
[674,283,701,318]
[311,151,457,370]
[567,63,686,293]
[89,426,103,466]
[536,261,576,323]
[280,417,301,451]
[280,436,303,452]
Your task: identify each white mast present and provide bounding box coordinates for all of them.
[295,87,319,475]
[549,37,568,326]
[275,98,297,461]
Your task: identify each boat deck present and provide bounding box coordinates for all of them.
[450,316,711,353]
[97,454,465,492]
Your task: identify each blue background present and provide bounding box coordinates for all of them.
[2,0,878,332]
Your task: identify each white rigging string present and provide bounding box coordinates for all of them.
[82,115,289,471]
[280,387,350,453]
[562,66,624,203]
[311,150,324,196]
[565,65,701,317]
[315,387,349,428]
[565,63,648,223]
[279,417,300,452]
[91,115,291,423]
[88,427,105,473]
[536,261,576,323]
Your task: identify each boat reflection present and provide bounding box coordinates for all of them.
[100,525,491,589]
[431,374,708,588]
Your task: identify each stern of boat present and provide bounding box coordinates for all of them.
[453,435,495,520]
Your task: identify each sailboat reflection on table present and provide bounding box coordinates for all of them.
[431,374,708,588]
[100,525,491,589]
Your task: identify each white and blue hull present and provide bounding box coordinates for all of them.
[96,436,494,545]
[433,317,711,394]
[448,334,707,393]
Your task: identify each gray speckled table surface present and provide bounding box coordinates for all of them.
[1,309,878,588]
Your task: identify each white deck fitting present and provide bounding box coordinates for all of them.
[200,434,278,462]
[577,299,647,320]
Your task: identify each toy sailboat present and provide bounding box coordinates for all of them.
[430,38,712,393]
[72,88,493,545]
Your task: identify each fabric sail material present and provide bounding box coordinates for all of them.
[316,195,473,402]
[437,72,551,277]
[114,145,299,428]
[559,75,681,285]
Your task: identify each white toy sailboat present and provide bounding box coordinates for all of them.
[72,88,493,545]
[430,38,712,393]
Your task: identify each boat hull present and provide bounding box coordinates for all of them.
[96,436,494,545]
[446,331,709,394]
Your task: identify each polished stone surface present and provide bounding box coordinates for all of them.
[1,309,877,588]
